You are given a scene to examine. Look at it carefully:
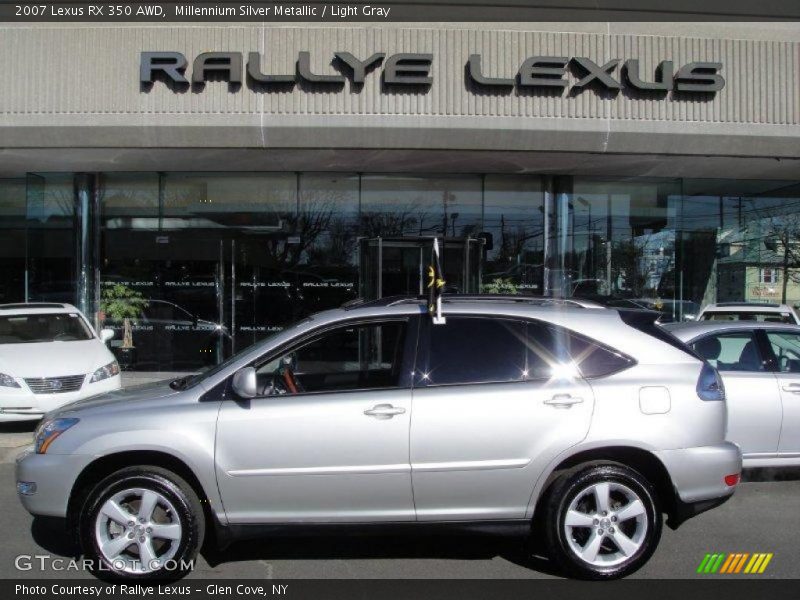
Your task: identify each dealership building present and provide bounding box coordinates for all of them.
[0,19,798,372]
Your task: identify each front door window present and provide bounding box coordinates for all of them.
[256,321,408,395]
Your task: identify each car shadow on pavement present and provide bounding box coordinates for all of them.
[202,533,562,577]
[742,467,800,482]
[31,517,80,558]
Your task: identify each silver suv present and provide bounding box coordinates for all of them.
[16,296,741,580]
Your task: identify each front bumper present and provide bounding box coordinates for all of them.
[654,441,742,509]
[15,447,95,518]
[0,375,120,422]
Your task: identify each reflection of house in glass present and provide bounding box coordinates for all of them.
[717,216,800,308]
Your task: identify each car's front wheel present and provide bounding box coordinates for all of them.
[543,463,662,579]
[79,466,204,580]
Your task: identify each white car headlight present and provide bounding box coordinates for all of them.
[0,372,20,388]
[90,361,120,383]
[34,417,79,454]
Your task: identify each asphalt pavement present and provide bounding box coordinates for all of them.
[0,425,797,580]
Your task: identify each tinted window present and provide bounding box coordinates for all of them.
[691,332,765,372]
[425,318,527,385]
[766,331,800,373]
[257,321,407,394]
[529,323,635,379]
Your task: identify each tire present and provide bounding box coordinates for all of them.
[78,466,204,581]
[542,463,662,580]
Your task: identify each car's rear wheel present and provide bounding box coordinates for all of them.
[79,466,204,580]
[543,463,662,579]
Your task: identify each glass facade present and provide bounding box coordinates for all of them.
[1,172,799,373]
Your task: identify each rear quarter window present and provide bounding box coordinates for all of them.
[530,323,636,379]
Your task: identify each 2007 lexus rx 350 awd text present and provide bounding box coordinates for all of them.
[16,296,741,580]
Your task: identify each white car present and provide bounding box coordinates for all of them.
[0,303,121,422]
[696,302,800,325]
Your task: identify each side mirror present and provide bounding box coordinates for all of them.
[231,367,258,399]
[100,329,115,343]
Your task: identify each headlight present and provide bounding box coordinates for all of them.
[90,361,120,383]
[0,372,20,388]
[34,418,79,454]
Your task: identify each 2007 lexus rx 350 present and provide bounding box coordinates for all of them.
[16,296,741,580]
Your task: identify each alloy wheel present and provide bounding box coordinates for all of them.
[563,481,648,568]
[94,487,183,574]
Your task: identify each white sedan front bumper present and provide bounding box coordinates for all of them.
[0,374,121,421]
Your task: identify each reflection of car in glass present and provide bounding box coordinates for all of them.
[667,321,800,468]
[604,299,700,323]
[105,299,226,371]
[696,302,800,325]
[0,303,120,421]
[484,263,543,292]
[17,296,739,581]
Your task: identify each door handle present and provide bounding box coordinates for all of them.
[544,394,584,408]
[364,403,406,419]
[782,383,800,394]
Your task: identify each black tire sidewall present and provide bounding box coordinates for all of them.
[546,464,662,580]
[79,467,203,581]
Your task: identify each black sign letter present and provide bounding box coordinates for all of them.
[624,59,673,91]
[518,56,568,88]
[192,52,243,84]
[298,51,346,84]
[467,54,514,87]
[674,62,725,92]
[334,52,385,84]
[247,52,295,84]
[140,52,188,84]
[384,53,433,85]
[572,57,621,89]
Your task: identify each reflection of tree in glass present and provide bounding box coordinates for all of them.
[360,197,431,237]
[764,213,800,303]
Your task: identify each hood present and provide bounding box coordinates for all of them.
[0,340,114,378]
[51,379,179,418]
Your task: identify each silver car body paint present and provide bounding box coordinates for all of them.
[18,301,739,529]
[668,320,800,468]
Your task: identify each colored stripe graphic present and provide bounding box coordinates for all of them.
[734,554,748,573]
[698,552,772,574]
[719,554,736,574]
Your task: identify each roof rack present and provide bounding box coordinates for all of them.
[342,294,604,311]
[0,302,67,310]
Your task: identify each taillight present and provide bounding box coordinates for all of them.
[697,363,725,401]
[725,473,740,487]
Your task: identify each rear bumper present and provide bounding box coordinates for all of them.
[654,442,742,506]
[667,491,732,529]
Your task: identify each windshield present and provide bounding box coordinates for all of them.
[0,313,94,344]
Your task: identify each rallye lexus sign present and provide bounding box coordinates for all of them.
[140,51,725,94]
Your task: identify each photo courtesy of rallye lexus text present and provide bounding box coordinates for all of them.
[15,286,741,581]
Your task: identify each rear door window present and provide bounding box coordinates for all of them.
[424,317,527,385]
